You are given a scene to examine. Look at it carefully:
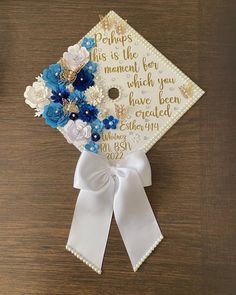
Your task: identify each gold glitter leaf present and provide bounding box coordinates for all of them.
[115,104,128,119]
[179,81,193,99]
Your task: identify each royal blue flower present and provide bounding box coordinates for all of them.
[42,63,63,92]
[73,69,95,92]
[81,37,96,50]
[91,119,104,133]
[84,61,97,74]
[78,103,98,123]
[42,102,69,128]
[69,112,79,121]
[85,141,99,153]
[68,90,86,106]
[103,115,119,130]
[51,84,70,104]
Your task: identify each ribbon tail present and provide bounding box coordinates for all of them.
[114,171,163,272]
[66,180,114,274]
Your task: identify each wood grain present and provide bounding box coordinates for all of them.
[0,0,235,294]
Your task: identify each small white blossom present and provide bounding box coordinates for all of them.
[35,75,44,82]
[85,85,104,106]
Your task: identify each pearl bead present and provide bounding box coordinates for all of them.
[109,121,113,125]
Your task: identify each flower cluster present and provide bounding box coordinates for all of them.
[24,37,119,154]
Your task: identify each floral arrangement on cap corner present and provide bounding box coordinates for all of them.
[24,37,119,154]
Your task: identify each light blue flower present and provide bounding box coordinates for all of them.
[42,63,63,92]
[84,61,97,74]
[42,102,69,128]
[85,141,99,153]
[91,119,104,133]
[81,37,96,50]
[68,90,86,106]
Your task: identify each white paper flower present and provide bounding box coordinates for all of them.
[85,85,104,106]
[24,80,51,117]
[63,44,89,71]
[62,119,91,148]
[35,75,44,82]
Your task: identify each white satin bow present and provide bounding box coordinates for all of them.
[66,150,163,274]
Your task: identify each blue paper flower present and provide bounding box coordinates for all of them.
[68,90,86,106]
[42,63,63,92]
[42,102,69,128]
[84,61,97,74]
[51,84,70,104]
[78,103,98,123]
[69,112,79,121]
[91,119,104,133]
[73,69,95,92]
[103,116,119,130]
[91,132,100,142]
[85,141,99,153]
[81,37,96,50]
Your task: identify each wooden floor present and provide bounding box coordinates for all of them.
[0,1,235,294]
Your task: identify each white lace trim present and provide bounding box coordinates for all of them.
[133,234,164,272]
[66,245,101,274]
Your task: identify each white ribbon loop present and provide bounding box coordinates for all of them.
[66,150,163,274]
